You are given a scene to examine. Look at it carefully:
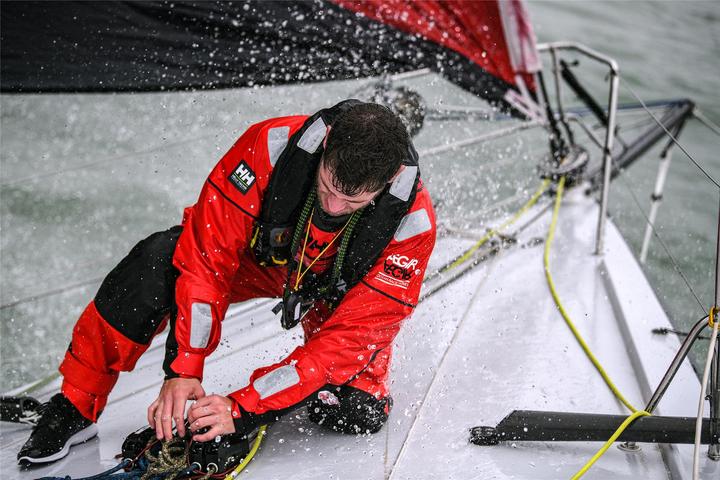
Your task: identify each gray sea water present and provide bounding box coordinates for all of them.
[528,0,720,374]
[1,0,719,391]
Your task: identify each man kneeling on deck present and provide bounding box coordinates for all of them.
[18,100,436,464]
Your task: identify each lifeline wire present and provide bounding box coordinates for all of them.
[1,276,105,310]
[424,179,550,283]
[419,191,553,303]
[0,133,217,187]
[613,167,707,314]
[620,78,720,189]
[693,108,720,137]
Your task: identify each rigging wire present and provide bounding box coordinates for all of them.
[1,277,104,311]
[0,134,217,187]
[566,104,671,155]
[424,179,550,283]
[598,78,713,315]
[620,78,720,189]
[612,165,707,314]
[610,113,666,133]
[693,108,720,137]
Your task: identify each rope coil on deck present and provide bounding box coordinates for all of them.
[37,424,267,480]
[140,437,188,480]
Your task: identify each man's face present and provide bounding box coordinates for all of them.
[316,161,381,216]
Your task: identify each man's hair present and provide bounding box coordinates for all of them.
[323,103,410,196]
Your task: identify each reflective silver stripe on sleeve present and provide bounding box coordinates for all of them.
[253,364,301,399]
[267,126,290,167]
[190,302,213,348]
[389,165,417,202]
[394,208,431,242]
[297,117,326,153]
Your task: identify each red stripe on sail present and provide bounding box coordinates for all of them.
[332,0,536,92]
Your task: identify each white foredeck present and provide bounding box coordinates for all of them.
[1,186,715,479]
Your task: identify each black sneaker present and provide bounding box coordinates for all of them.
[17,393,98,464]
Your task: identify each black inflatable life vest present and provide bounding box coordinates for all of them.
[251,100,420,313]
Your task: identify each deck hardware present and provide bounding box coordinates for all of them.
[617,441,640,452]
[538,144,590,186]
[536,42,620,255]
[707,197,720,460]
[640,121,687,264]
[470,410,711,444]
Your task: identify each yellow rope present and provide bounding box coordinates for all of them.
[544,176,651,479]
[224,425,267,479]
[445,179,551,271]
[569,411,650,480]
[544,176,639,413]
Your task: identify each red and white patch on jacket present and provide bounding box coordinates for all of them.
[374,253,421,290]
[363,199,436,306]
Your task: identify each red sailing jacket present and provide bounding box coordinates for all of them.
[168,114,436,416]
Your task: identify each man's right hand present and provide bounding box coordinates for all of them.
[147,377,205,440]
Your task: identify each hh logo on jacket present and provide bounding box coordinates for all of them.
[229,160,256,194]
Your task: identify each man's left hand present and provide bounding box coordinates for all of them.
[187,395,236,442]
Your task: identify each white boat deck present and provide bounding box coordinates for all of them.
[1,185,715,479]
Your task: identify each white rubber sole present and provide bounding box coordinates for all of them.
[17,423,98,464]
